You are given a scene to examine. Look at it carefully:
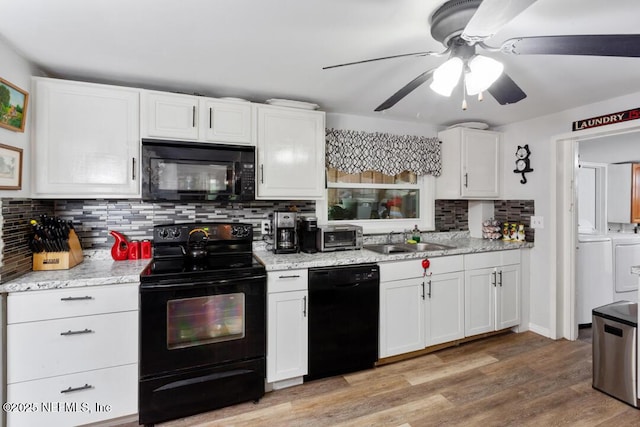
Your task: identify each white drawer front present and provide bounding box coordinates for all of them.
[8,283,139,324]
[268,269,308,293]
[8,311,138,383]
[464,250,521,270]
[380,256,464,281]
[6,363,138,427]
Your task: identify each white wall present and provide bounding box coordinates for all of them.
[498,90,640,338]
[0,35,39,200]
[326,112,440,136]
[579,133,640,163]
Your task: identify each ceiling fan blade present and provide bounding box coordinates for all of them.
[323,51,443,70]
[500,34,640,57]
[374,69,435,111]
[487,72,526,105]
[461,0,537,43]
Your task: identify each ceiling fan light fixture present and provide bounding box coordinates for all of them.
[429,57,463,97]
[464,55,504,95]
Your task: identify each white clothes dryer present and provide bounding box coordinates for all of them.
[609,233,640,303]
[577,234,613,325]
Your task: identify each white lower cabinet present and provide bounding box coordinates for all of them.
[266,270,308,387]
[6,284,139,427]
[464,251,521,336]
[379,256,464,358]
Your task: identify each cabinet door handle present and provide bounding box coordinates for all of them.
[132,157,136,180]
[303,296,307,317]
[192,105,196,127]
[428,280,432,299]
[60,383,93,394]
[464,173,469,188]
[60,328,94,336]
[260,164,264,184]
[209,107,213,129]
[498,270,503,287]
[278,275,301,279]
[421,280,425,300]
[492,270,497,287]
[60,296,93,301]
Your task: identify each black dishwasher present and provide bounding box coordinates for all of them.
[306,263,379,381]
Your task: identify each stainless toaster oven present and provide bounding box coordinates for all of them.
[318,225,363,252]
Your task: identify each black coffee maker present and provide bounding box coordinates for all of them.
[298,216,318,254]
[273,211,298,254]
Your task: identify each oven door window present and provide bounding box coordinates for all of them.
[167,293,245,350]
[151,158,234,195]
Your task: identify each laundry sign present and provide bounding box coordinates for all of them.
[572,107,640,131]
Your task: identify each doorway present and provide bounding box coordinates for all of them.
[555,122,640,341]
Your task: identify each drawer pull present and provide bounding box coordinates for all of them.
[278,275,301,279]
[60,383,93,394]
[60,296,94,301]
[60,328,94,336]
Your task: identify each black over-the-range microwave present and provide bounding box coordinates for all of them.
[141,139,255,202]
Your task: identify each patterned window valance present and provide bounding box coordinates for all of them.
[325,128,441,177]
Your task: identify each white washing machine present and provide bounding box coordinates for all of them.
[609,233,640,303]
[577,234,613,325]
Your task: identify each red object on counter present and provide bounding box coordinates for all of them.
[109,230,129,261]
[128,240,140,260]
[421,258,430,269]
[141,240,152,259]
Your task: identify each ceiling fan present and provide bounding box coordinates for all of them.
[323,0,640,111]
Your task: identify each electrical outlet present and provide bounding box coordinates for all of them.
[261,220,271,235]
[530,216,544,229]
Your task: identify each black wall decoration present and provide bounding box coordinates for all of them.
[513,144,533,184]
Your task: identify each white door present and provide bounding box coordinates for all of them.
[267,291,308,382]
[32,78,140,197]
[379,278,425,358]
[142,92,199,140]
[496,264,521,330]
[461,129,500,198]
[464,267,496,336]
[256,106,325,199]
[201,100,253,144]
[425,271,464,346]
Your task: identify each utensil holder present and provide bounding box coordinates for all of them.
[32,230,84,271]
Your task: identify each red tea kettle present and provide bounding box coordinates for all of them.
[109,230,129,261]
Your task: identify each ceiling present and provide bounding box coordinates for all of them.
[2,0,640,128]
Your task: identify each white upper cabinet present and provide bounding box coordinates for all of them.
[436,127,501,199]
[256,105,325,200]
[141,91,253,145]
[31,77,140,198]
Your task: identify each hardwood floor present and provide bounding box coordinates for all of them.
[122,331,639,427]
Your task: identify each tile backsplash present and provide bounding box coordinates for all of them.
[0,197,535,283]
[0,198,315,283]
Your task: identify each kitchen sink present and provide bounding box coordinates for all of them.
[363,242,456,254]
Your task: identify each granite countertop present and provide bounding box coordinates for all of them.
[1,233,534,293]
[254,232,533,272]
[0,250,150,293]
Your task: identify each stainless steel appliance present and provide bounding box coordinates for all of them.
[273,211,298,254]
[298,216,318,254]
[592,301,638,408]
[141,139,255,202]
[306,264,379,381]
[138,223,266,425]
[318,224,363,252]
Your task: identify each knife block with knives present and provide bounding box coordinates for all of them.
[31,216,84,271]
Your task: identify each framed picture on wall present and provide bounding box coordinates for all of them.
[0,143,23,190]
[0,77,29,132]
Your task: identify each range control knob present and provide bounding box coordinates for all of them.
[158,228,169,239]
[172,228,181,238]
